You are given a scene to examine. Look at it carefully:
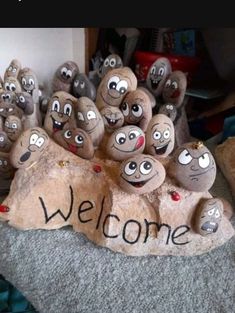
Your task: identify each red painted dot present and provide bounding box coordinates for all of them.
[93,164,102,173]
[171,191,181,201]
[0,205,10,213]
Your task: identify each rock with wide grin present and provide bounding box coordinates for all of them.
[51,116,66,132]
[154,142,169,155]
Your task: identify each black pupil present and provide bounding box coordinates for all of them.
[12,86,16,91]
[118,137,126,144]
[54,104,58,111]
[67,131,72,137]
[122,102,127,110]
[119,87,126,94]
[129,133,136,140]
[109,82,117,89]
[77,135,83,142]
[132,104,139,112]
[66,108,70,115]
[129,162,137,170]
[144,161,152,170]
[6,86,10,91]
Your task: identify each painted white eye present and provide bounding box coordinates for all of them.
[66,70,72,78]
[158,67,165,76]
[10,83,16,91]
[198,153,210,169]
[75,135,84,145]
[104,59,110,67]
[61,67,67,75]
[8,66,13,71]
[129,129,141,140]
[115,132,126,145]
[80,81,85,89]
[87,110,96,120]
[4,83,10,91]
[116,80,128,94]
[64,130,72,139]
[19,96,25,103]
[5,94,11,100]
[215,209,220,218]
[178,149,193,165]
[153,131,161,140]
[150,66,156,75]
[29,78,34,86]
[29,133,39,145]
[140,161,152,175]
[52,100,60,112]
[74,80,79,87]
[107,76,120,90]
[12,68,17,73]
[22,78,27,85]
[131,104,143,117]
[165,79,171,87]
[124,161,137,176]
[8,108,13,112]
[0,136,4,142]
[0,109,3,112]
[166,104,173,110]
[3,160,7,166]
[163,130,170,139]
[121,102,129,116]
[64,103,72,116]
[171,81,178,89]
[208,208,215,216]
[109,58,116,67]
[35,137,45,148]
[77,112,85,121]
[12,123,17,129]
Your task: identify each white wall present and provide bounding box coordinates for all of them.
[0,28,85,94]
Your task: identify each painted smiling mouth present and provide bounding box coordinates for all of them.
[122,174,156,188]
[112,136,145,153]
[201,221,218,233]
[105,116,119,126]
[154,143,169,155]
[150,78,161,90]
[51,116,66,132]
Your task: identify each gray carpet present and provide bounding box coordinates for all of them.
[0,134,234,313]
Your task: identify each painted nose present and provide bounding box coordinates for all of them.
[135,174,141,179]
[190,164,199,171]
[160,138,164,143]
[58,112,63,118]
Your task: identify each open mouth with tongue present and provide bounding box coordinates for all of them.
[154,142,169,155]
[150,78,161,90]
[201,221,218,233]
[105,116,120,127]
[51,116,66,132]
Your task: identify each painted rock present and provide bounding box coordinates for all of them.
[0,91,23,119]
[0,151,15,180]
[4,77,22,93]
[19,67,39,98]
[15,92,34,115]
[73,73,96,101]
[52,61,79,93]
[101,53,123,78]
[0,131,12,152]
[162,71,187,107]
[100,106,124,133]
[4,115,22,141]
[4,59,21,80]
[158,103,177,122]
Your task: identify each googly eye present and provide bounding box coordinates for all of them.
[129,129,140,140]
[131,104,143,118]
[80,81,85,89]
[35,137,45,148]
[75,135,84,145]
[171,81,178,89]
[150,66,156,75]
[116,80,128,94]
[87,110,96,120]
[61,67,67,76]
[19,95,25,103]
[165,79,171,88]
[198,153,210,169]
[12,123,17,129]
[64,130,72,139]
[121,102,129,116]
[29,78,35,86]
[153,131,161,140]
[139,161,152,175]
[77,112,85,121]
[66,70,72,78]
[158,67,165,76]
[115,132,126,145]
[10,83,16,91]
[109,58,116,67]
[29,133,39,145]
[64,103,72,116]
[124,161,137,176]
[104,59,110,67]
[52,100,60,112]
[215,209,220,218]
[163,130,170,139]
[107,76,120,90]
[178,149,193,165]
[74,80,79,87]
[208,208,215,216]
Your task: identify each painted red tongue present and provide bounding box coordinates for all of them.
[68,144,77,154]
[135,136,145,150]
[171,89,180,99]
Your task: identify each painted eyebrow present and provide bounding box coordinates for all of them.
[52,96,59,99]
[164,122,172,127]
[151,123,160,130]
[143,156,156,162]
[31,129,40,133]
[66,99,73,102]
[133,98,144,102]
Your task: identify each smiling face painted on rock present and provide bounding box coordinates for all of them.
[0,92,22,119]
[169,142,216,192]
[56,61,79,84]
[53,128,94,159]
[107,126,145,161]
[4,115,22,141]
[146,114,175,158]
[101,54,123,78]
[195,198,223,236]
[19,68,39,95]
[44,91,77,136]
[119,154,166,194]
[72,73,96,100]
[162,71,187,107]
[4,59,21,80]
[15,92,34,115]
[100,106,124,132]
[97,67,137,109]
[146,57,172,97]
[10,127,49,169]
[4,77,22,93]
